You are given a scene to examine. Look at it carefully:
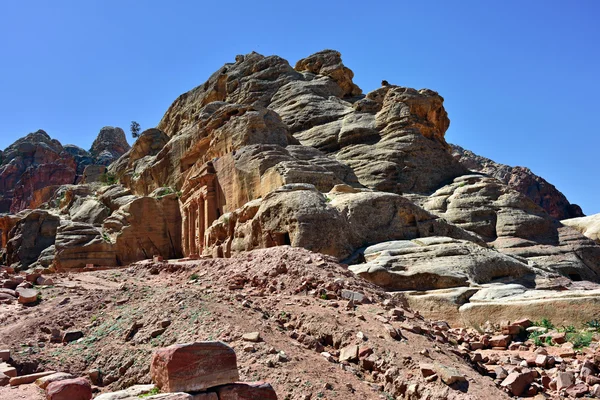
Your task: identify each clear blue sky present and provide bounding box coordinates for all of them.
[0,1,598,214]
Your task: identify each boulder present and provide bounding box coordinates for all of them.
[215,381,278,400]
[53,222,117,271]
[500,372,535,396]
[150,342,239,393]
[294,49,361,97]
[62,330,84,343]
[45,377,92,400]
[35,372,75,389]
[16,287,39,304]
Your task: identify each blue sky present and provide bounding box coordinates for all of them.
[0,1,598,214]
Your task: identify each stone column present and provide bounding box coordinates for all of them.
[205,192,218,232]
[197,198,204,254]
[182,207,190,257]
[189,201,197,256]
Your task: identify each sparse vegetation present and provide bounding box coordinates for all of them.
[567,331,593,349]
[130,121,141,139]
[585,319,600,331]
[139,387,160,398]
[534,318,555,330]
[100,172,117,185]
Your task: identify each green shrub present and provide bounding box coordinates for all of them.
[100,173,117,185]
[139,387,160,398]
[567,331,593,349]
[584,319,600,331]
[534,318,555,330]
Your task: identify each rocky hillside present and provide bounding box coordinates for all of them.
[451,144,584,220]
[0,128,130,214]
[1,49,600,399]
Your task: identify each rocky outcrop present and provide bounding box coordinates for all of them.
[0,130,78,213]
[294,50,362,98]
[350,237,539,291]
[103,188,182,265]
[420,174,600,281]
[563,213,600,243]
[204,184,480,260]
[451,144,584,220]
[0,128,130,214]
[5,209,60,270]
[89,126,130,166]
[53,222,117,271]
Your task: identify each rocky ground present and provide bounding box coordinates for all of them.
[2,247,600,399]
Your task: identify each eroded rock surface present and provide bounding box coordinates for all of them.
[452,144,584,220]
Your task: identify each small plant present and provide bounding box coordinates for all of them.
[320,293,328,300]
[534,318,555,330]
[101,232,111,243]
[189,273,200,281]
[567,331,593,349]
[156,187,175,199]
[139,387,160,398]
[528,330,544,346]
[36,292,42,302]
[560,325,576,333]
[100,173,117,185]
[584,319,600,331]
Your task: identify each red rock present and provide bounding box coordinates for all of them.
[420,364,436,378]
[556,371,574,390]
[358,347,373,358]
[215,381,278,400]
[0,364,16,378]
[501,324,521,335]
[339,345,359,362]
[535,354,548,368]
[150,342,239,392]
[0,372,9,387]
[16,287,39,304]
[500,372,534,396]
[565,383,589,398]
[10,371,56,386]
[513,318,533,328]
[46,377,92,400]
[551,332,567,344]
[489,335,511,348]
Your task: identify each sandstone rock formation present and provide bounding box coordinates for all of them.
[89,126,131,166]
[0,128,131,214]
[0,50,598,333]
[563,213,600,243]
[349,237,538,291]
[451,144,584,220]
[0,130,77,213]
